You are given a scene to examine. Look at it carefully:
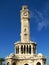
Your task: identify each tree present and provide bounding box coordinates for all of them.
[0,58,5,65]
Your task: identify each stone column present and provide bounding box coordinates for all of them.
[15,46,16,54]
[15,47,16,54]
[19,45,21,54]
[31,45,33,54]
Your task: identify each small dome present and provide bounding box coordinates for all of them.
[38,53,43,56]
[10,53,15,57]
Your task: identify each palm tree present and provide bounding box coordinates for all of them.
[0,58,5,65]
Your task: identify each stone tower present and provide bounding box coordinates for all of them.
[20,6,30,43]
[6,5,46,65]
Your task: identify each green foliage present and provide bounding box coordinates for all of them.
[0,58,5,62]
[0,58,5,65]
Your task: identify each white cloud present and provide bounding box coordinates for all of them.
[38,18,49,31]
[30,10,43,22]
[30,10,43,30]
[30,9,49,31]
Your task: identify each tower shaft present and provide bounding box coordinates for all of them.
[20,6,30,43]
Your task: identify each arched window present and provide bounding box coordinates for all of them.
[17,46,19,53]
[27,45,28,53]
[24,45,25,54]
[16,46,17,53]
[24,63,28,65]
[12,62,16,65]
[7,62,10,65]
[33,46,36,54]
[21,45,23,54]
[36,62,41,65]
[29,45,31,54]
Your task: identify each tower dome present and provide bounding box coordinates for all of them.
[38,53,43,56]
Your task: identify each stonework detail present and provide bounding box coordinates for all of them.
[6,5,46,65]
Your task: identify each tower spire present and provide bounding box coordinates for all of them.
[20,5,30,43]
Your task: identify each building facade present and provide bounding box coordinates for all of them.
[6,6,46,65]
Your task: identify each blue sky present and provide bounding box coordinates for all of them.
[0,0,49,64]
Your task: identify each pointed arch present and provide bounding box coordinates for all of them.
[36,62,41,65]
[29,45,31,54]
[12,62,16,65]
[7,62,10,65]
[27,45,28,53]
[21,45,23,54]
[24,45,25,54]
[24,63,28,65]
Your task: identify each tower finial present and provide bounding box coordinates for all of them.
[22,5,28,10]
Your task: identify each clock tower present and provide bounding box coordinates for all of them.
[6,5,46,65]
[20,6,30,43]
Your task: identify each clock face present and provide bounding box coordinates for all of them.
[24,12,27,16]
